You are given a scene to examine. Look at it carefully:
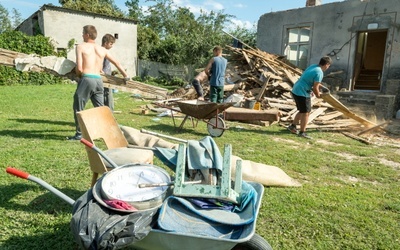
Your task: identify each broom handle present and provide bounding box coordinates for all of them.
[140,129,188,143]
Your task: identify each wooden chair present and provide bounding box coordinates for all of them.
[77,106,154,187]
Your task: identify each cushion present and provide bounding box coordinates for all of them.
[103,147,154,168]
[120,126,178,149]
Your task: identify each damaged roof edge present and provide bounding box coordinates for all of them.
[40,4,137,24]
[16,4,137,30]
[259,1,342,18]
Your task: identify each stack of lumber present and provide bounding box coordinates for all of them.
[222,45,375,131]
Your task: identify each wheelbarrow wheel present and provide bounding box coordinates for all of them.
[207,117,225,137]
[231,233,273,250]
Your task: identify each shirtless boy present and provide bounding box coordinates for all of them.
[68,25,129,140]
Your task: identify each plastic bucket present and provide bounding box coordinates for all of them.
[244,100,256,109]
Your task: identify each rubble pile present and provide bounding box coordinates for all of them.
[218,46,369,132]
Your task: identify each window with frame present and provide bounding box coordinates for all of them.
[284,27,311,69]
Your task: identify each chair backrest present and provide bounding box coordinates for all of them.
[77,106,128,174]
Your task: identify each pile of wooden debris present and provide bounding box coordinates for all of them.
[183,45,383,134]
[166,45,396,142]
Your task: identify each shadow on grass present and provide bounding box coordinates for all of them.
[0,183,82,248]
[0,129,72,140]
[144,120,290,139]
[2,118,75,140]
[2,223,77,249]
[9,118,73,126]
[144,123,209,139]
[0,183,84,214]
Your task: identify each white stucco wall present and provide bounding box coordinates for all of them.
[18,6,137,77]
[257,0,400,89]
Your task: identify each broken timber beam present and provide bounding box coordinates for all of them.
[224,107,281,123]
[255,75,271,101]
[356,121,391,136]
[308,107,328,124]
[342,132,372,145]
[320,93,376,128]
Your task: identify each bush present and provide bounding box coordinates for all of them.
[0,65,68,86]
[0,30,71,86]
[0,30,57,56]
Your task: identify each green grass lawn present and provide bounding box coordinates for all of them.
[0,84,399,249]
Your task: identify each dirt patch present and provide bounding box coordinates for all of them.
[272,137,302,147]
[331,152,359,161]
[337,175,381,186]
[315,139,343,146]
[378,158,400,170]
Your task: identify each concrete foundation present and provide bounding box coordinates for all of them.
[375,95,396,121]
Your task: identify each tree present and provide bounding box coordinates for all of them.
[57,0,253,68]
[59,0,125,17]
[137,25,159,60]
[0,4,24,33]
[0,4,12,33]
[226,24,257,49]
[136,0,234,67]
[125,0,143,22]
[11,9,23,29]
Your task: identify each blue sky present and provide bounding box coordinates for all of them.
[2,0,341,29]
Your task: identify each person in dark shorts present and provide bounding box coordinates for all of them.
[287,56,332,139]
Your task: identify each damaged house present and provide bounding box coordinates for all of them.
[16,4,138,77]
[257,0,400,120]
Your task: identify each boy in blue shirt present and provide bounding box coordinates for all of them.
[205,46,227,103]
[287,56,332,139]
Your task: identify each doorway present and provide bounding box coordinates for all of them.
[353,30,387,91]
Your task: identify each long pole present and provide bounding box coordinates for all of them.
[140,129,188,143]
[222,30,253,49]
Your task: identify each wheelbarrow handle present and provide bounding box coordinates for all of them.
[80,138,119,169]
[6,167,75,206]
[6,167,29,179]
[80,138,94,148]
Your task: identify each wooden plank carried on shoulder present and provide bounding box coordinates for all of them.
[102,74,168,99]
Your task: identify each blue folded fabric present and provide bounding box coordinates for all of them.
[157,196,244,239]
[153,136,223,172]
[186,136,223,171]
[157,181,257,239]
[153,147,178,171]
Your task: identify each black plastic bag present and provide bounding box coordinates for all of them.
[70,188,158,250]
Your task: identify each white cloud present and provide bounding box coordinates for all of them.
[173,0,188,5]
[203,0,224,11]
[228,19,255,30]
[185,4,206,15]
[234,3,246,8]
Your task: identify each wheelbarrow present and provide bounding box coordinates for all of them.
[5,140,272,250]
[157,99,235,137]
[5,167,272,250]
